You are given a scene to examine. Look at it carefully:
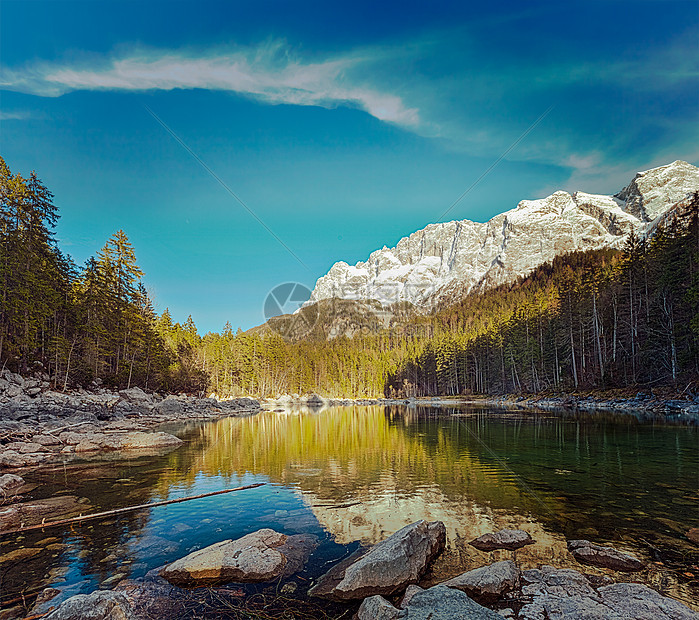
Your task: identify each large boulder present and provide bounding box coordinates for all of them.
[567,539,644,572]
[440,560,519,602]
[161,529,316,586]
[596,582,699,620]
[469,528,535,551]
[44,590,136,620]
[309,520,446,600]
[519,566,698,620]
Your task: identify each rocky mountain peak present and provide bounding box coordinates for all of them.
[308,161,699,309]
[614,160,699,221]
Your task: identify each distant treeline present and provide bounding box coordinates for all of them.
[196,196,699,398]
[2,156,697,397]
[0,157,205,392]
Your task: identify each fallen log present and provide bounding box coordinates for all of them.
[0,483,265,536]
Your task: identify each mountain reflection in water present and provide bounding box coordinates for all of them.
[1,405,697,613]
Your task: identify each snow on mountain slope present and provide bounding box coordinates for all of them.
[308,160,699,308]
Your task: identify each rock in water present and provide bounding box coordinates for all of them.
[161,529,316,586]
[309,520,446,600]
[0,473,24,496]
[687,528,699,545]
[44,590,136,620]
[441,560,519,602]
[469,529,535,551]
[567,539,644,572]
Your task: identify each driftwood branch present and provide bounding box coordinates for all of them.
[0,483,265,536]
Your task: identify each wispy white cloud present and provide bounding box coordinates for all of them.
[0,42,419,127]
[0,110,33,121]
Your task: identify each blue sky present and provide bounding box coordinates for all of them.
[1,0,697,332]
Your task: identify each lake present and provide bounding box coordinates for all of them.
[1,404,697,616]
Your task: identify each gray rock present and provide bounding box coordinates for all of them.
[522,566,597,599]
[470,529,535,551]
[161,529,316,586]
[402,585,502,619]
[567,539,644,572]
[8,373,24,386]
[399,584,424,608]
[0,473,24,495]
[597,582,699,619]
[153,398,183,414]
[309,520,446,600]
[305,393,325,406]
[118,387,152,404]
[5,384,22,398]
[520,567,699,620]
[357,595,405,619]
[32,434,62,446]
[44,590,136,620]
[441,560,519,602]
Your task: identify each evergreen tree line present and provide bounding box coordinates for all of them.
[0,157,205,392]
[197,195,699,398]
[3,157,696,398]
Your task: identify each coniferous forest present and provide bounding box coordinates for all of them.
[2,156,697,398]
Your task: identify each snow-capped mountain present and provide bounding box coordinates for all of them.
[308,160,699,308]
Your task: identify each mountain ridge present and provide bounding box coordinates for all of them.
[307,160,699,309]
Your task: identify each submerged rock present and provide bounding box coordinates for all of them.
[161,529,316,586]
[687,528,699,545]
[469,528,535,551]
[441,560,519,602]
[44,590,136,620]
[309,520,446,600]
[0,473,24,496]
[567,539,644,572]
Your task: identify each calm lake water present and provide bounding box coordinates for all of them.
[2,405,698,615]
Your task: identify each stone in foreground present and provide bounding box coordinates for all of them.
[357,595,405,619]
[161,529,316,586]
[441,560,519,602]
[519,565,698,620]
[309,520,446,600]
[469,528,535,551]
[404,585,502,619]
[567,539,644,572]
[357,586,502,620]
[44,590,136,620]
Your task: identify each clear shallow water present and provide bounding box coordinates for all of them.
[1,405,697,614]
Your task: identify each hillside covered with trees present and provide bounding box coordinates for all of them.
[2,157,697,398]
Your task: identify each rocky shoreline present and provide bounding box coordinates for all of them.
[19,521,699,620]
[0,369,262,470]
